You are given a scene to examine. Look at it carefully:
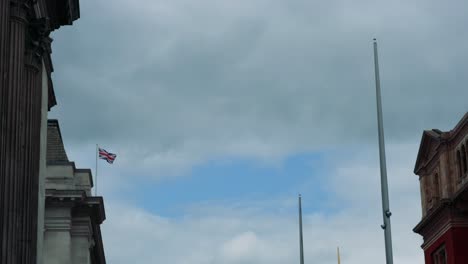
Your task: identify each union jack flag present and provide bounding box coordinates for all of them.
[99,148,117,164]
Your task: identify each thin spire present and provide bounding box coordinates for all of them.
[299,194,304,264]
[337,247,341,264]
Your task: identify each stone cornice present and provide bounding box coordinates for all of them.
[25,0,81,110]
[44,215,72,231]
[449,112,468,140]
[414,131,442,175]
[421,220,468,250]
[71,217,93,238]
[414,199,468,249]
[41,0,80,31]
[74,197,106,225]
[414,112,468,175]
[45,189,87,200]
[46,193,106,225]
[414,199,451,234]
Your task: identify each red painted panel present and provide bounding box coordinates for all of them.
[452,227,468,263]
[424,227,468,264]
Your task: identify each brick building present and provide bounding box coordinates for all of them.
[414,112,468,264]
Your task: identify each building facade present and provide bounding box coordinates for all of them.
[1,1,107,263]
[44,120,106,264]
[414,112,468,264]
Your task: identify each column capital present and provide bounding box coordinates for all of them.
[25,17,50,71]
[9,0,31,22]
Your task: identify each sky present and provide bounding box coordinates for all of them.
[48,0,468,263]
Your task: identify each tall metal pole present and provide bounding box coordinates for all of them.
[337,247,341,264]
[299,194,304,264]
[95,144,98,196]
[373,38,394,264]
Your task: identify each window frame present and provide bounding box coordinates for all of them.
[432,244,447,264]
[433,173,440,200]
[457,149,463,180]
[462,144,467,174]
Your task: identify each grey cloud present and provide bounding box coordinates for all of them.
[49,0,467,171]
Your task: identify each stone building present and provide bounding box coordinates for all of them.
[1,0,107,263]
[1,0,80,262]
[43,120,106,264]
[413,112,468,264]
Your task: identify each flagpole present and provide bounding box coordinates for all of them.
[95,144,98,196]
[299,194,304,264]
[373,38,394,264]
[337,247,341,264]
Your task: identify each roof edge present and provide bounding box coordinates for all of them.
[450,112,468,138]
[414,131,441,174]
[413,112,468,175]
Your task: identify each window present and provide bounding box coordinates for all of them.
[457,150,463,179]
[462,144,467,174]
[425,177,431,203]
[432,244,447,264]
[466,139,468,165]
[433,173,440,199]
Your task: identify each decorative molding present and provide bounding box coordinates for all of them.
[9,0,29,22]
[71,217,93,238]
[25,17,50,72]
[44,216,72,231]
[422,220,468,250]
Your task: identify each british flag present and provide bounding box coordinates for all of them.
[99,148,117,164]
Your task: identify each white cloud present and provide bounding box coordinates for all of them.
[101,143,425,263]
[219,232,261,262]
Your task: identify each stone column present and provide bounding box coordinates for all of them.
[0,0,11,194]
[22,39,43,262]
[0,0,7,255]
[36,59,49,264]
[43,206,73,264]
[0,0,10,165]
[71,217,93,264]
[0,1,28,262]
